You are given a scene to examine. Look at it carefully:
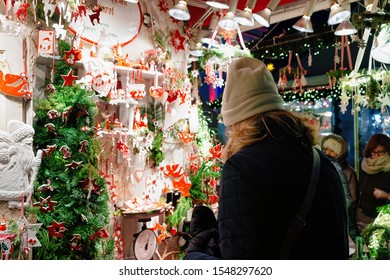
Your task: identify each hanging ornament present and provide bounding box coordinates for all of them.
[59,145,72,159]
[163,164,184,178]
[33,196,58,213]
[79,140,88,153]
[42,0,57,26]
[63,47,82,66]
[47,220,67,238]
[17,216,42,248]
[334,55,340,64]
[65,160,83,170]
[90,228,109,240]
[209,143,223,159]
[44,123,57,136]
[15,2,30,22]
[170,29,186,53]
[61,70,78,87]
[150,223,169,244]
[37,179,54,192]
[42,144,57,158]
[70,234,82,251]
[172,176,192,197]
[46,109,61,119]
[0,70,31,98]
[89,4,103,26]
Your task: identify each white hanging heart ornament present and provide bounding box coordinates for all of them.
[133,170,144,182]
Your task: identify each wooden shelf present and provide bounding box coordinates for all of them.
[36,54,162,80]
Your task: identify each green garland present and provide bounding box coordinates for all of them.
[361,204,390,260]
[148,129,165,168]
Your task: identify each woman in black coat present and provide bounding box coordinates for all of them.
[219,57,348,260]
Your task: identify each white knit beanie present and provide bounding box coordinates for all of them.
[323,138,342,156]
[221,57,284,126]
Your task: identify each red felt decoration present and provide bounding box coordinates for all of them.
[63,47,82,66]
[47,220,67,238]
[61,70,78,87]
[33,196,57,213]
[172,176,192,197]
[0,70,31,97]
[65,160,83,170]
[158,0,169,12]
[170,29,186,53]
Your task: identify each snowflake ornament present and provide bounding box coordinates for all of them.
[214,77,224,88]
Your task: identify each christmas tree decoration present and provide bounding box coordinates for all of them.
[0,70,31,98]
[172,175,192,197]
[64,47,82,66]
[163,164,184,178]
[59,145,72,159]
[47,220,67,238]
[158,0,169,13]
[150,222,169,244]
[33,196,58,213]
[17,216,42,248]
[170,29,186,53]
[70,234,82,251]
[61,70,78,87]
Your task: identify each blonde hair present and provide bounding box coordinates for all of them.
[222,110,316,161]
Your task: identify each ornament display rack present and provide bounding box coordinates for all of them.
[35,54,163,80]
[34,53,168,259]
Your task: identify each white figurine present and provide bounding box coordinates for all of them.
[0,120,42,209]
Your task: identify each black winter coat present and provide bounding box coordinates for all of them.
[218,136,349,259]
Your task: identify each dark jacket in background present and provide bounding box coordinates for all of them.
[359,169,390,218]
[218,136,349,260]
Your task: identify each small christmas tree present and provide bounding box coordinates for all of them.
[32,41,114,259]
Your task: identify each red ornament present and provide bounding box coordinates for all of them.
[33,196,58,213]
[209,143,224,159]
[90,228,109,240]
[158,0,169,12]
[15,2,30,22]
[163,164,184,178]
[150,223,169,244]
[170,29,186,53]
[65,160,83,170]
[47,220,67,238]
[172,176,192,197]
[42,144,57,158]
[59,145,72,159]
[63,47,82,66]
[61,70,78,87]
[37,179,54,192]
[0,70,31,97]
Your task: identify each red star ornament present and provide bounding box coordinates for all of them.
[157,0,169,12]
[170,29,186,53]
[172,175,192,197]
[64,47,82,66]
[65,160,83,170]
[47,220,67,238]
[61,69,78,87]
[33,196,58,213]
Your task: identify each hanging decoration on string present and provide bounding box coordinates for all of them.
[0,70,31,97]
[170,29,186,53]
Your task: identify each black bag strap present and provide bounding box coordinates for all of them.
[279,147,321,259]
